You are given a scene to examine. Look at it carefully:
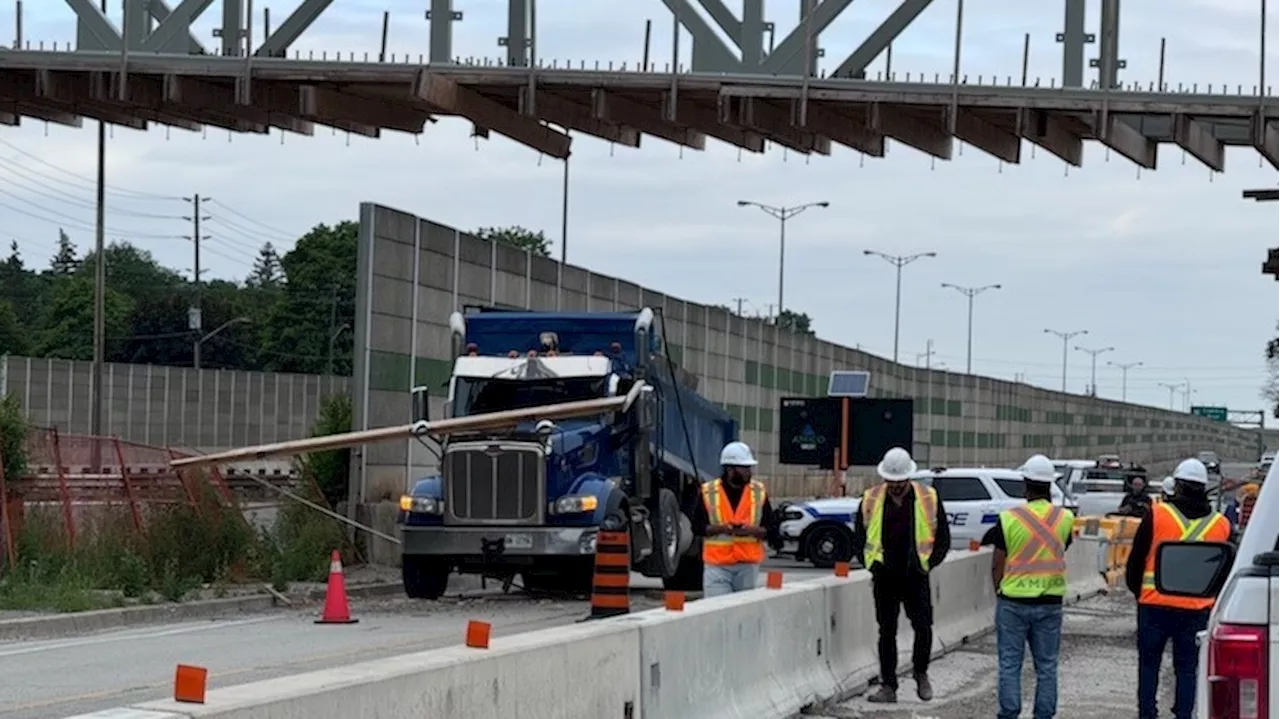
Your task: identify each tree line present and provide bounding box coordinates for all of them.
[0,222,816,376]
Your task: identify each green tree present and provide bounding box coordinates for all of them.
[32,275,134,361]
[246,243,284,289]
[0,300,24,355]
[258,222,358,374]
[81,242,188,364]
[777,309,814,335]
[49,230,80,275]
[299,394,353,507]
[0,394,27,486]
[475,226,552,257]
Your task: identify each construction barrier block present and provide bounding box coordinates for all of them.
[833,561,850,578]
[664,591,686,611]
[766,571,783,590]
[465,620,491,649]
[173,664,208,704]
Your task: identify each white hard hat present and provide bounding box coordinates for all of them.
[719,441,757,467]
[1173,458,1209,485]
[1161,476,1176,495]
[876,447,917,482]
[1019,454,1058,483]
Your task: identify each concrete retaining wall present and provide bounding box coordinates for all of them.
[349,202,1261,503]
[68,544,1107,719]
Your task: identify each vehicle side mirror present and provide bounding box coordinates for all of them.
[1154,541,1236,599]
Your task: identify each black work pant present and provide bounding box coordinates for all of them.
[872,570,934,689]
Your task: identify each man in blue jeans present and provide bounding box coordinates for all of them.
[980,454,1075,719]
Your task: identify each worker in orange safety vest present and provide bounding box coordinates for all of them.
[1126,458,1231,719]
[692,441,779,598]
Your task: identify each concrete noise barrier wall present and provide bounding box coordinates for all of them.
[65,546,1107,719]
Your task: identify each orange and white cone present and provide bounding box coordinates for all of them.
[315,550,358,624]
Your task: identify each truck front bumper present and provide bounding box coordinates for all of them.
[401,526,598,557]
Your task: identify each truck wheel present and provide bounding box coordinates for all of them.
[402,556,450,599]
[640,488,682,579]
[663,556,703,592]
[804,524,855,569]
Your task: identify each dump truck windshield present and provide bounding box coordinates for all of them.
[453,376,607,417]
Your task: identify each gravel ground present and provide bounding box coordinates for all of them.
[820,592,1178,719]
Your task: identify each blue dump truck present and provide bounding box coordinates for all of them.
[395,307,737,598]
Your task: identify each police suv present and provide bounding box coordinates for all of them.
[779,467,1069,569]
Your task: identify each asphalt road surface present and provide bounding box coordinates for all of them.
[1,559,828,719]
[823,593,1172,719]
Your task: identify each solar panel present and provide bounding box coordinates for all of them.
[827,370,870,397]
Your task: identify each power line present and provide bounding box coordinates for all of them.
[0,139,181,201]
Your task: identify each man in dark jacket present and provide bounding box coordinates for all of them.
[1115,475,1153,517]
[850,447,951,704]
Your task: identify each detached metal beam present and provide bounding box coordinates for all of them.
[256,0,337,57]
[532,92,641,148]
[761,0,854,75]
[953,108,1021,163]
[870,103,952,159]
[833,0,933,79]
[1096,113,1157,169]
[592,89,706,150]
[1172,115,1225,172]
[414,71,570,158]
[1019,110,1083,166]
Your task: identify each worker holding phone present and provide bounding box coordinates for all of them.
[693,441,780,597]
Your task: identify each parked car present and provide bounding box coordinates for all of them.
[779,467,1069,568]
[1154,459,1277,719]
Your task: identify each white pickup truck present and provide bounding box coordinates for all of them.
[1155,460,1277,719]
[778,467,1069,568]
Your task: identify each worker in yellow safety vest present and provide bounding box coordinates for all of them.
[980,453,1075,719]
[692,441,779,598]
[851,447,951,704]
[1126,458,1231,719]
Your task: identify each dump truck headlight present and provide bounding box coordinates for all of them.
[399,495,443,515]
[551,495,599,515]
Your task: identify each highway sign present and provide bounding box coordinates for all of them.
[1191,406,1229,422]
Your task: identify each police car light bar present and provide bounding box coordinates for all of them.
[827,370,871,398]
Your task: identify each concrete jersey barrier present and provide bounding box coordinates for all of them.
[64,545,1108,719]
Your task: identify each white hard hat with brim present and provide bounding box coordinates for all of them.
[876,448,918,482]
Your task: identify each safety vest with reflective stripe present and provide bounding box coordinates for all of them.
[701,479,767,566]
[998,500,1075,599]
[1140,502,1231,610]
[861,481,938,573]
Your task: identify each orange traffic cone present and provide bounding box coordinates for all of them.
[315,550,358,624]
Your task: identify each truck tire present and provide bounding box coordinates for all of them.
[803,523,855,569]
[402,555,450,599]
[640,488,682,579]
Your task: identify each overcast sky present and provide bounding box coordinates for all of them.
[3,0,1278,419]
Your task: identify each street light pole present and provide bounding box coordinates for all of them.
[736,200,830,316]
[1043,328,1088,392]
[194,317,251,369]
[1074,345,1115,396]
[940,282,1001,374]
[1158,381,1186,411]
[866,250,938,363]
[1106,360,1142,401]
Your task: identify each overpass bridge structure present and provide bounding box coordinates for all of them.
[0,0,1276,171]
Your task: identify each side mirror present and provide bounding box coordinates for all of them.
[1154,541,1236,599]
[411,385,430,424]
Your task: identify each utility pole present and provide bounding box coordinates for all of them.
[1182,379,1193,412]
[731,297,749,316]
[90,0,107,468]
[184,194,210,368]
[1074,345,1114,396]
[865,250,937,363]
[1043,328,1088,392]
[1107,360,1142,401]
[940,282,1001,374]
[736,200,830,315]
[916,339,936,369]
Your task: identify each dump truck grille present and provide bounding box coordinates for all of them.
[444,443,543,524]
